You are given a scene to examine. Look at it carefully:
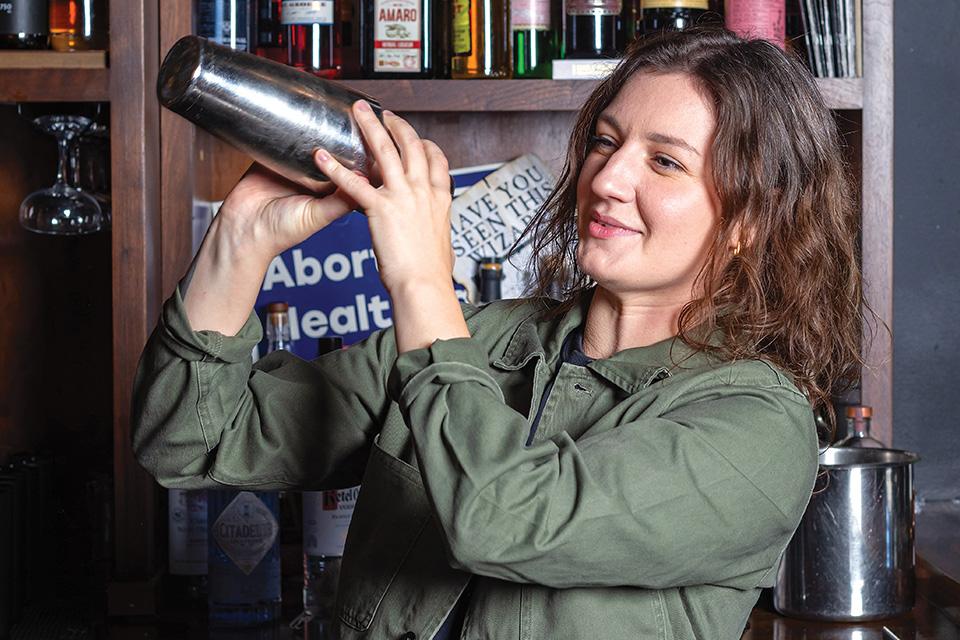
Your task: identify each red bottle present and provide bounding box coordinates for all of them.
[283,0,342,78]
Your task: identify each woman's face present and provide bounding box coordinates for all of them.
[576,71,722,308]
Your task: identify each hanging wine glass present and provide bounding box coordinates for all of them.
[19,114,103,235]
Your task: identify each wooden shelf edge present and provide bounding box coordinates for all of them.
[0,67,109,102]
[337,77,862,112]
[0,49,107,69]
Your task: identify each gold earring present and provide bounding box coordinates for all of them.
[733,242,741,257]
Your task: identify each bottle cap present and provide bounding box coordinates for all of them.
[266,302,289,313]
[846,406,873,419]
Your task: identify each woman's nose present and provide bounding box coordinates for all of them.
[590,150,636,203]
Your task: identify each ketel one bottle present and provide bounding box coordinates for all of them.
[360,0,451,78]
[207,490,282,626]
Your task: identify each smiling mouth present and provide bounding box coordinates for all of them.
[588,213,639,238]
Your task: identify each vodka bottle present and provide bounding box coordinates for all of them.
[0,0,49,49]
[168,489,208,598]
[301,336,357,635]
[207,490,282,626]
[451,0,512,78]
[511,0,560,78]
[197,0,252,51]
[283,0,342,78]
[564,0,621,59]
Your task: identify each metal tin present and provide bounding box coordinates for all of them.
[774,447,920,621]
[157,35,383,191]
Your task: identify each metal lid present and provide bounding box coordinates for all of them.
[846,405,873,418]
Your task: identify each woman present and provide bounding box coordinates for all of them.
[132,26,866,639]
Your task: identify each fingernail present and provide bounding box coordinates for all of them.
[356,100,371,112]
[315,149,331,162]
[384,109,394,116]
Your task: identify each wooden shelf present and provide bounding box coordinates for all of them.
[339,77,863,112]
[0,50,109,102]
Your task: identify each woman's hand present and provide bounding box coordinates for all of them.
[315,100,469,353]
[182,162,359,335]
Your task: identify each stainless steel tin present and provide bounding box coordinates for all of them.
[774,447,920,622]
[157,35,383,191]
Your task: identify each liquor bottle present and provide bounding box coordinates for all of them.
[265,301,294,353]
[637,0,708,38]
[563,0,620,59]
[207,490,282,626]
[837,406,885,448]
[0,0,49,49]
[360,0,450,79]
[511,0,560,78]
[168,489,208,599]
[724,0,785,49]
[617,0,637,51]
[255,0,285,62]
[477,257,503,304]
[49,0,108,51]
[197,0,252,51]
[451,0,511,79]
[302,337,357,633]
[283,0,342,78]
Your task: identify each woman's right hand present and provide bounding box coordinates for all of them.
[181,163,361,336]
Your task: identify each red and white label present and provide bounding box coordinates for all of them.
[373,0,423,73]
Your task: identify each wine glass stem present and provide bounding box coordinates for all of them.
[56,133,72,186]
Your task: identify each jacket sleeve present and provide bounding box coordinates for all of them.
[131,285,390,491]
[390,337,819,591]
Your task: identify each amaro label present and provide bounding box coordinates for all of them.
[373,0,423,72]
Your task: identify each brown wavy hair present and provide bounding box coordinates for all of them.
[520,25,873,428]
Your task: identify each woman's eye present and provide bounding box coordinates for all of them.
[654,155,683,172]
[587,135,615,152]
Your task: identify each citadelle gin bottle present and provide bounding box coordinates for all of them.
[197,0,252,51]
[207,490,282,626]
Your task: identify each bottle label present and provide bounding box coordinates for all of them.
[565,0,621,15]
[211,491,280,574]
[452,0,472,56]
[303,486,359,556]
[512,0,552,31]
[372,0,423,73]
[169,489,208,576]
[197,0,250,49]
[0,0,48,33]
[724,0,784,47]
[281,0,335,25]
[640,0,709,8]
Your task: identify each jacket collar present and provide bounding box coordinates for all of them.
[492,290,722,395]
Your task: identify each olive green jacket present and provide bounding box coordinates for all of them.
[131,287,818,640]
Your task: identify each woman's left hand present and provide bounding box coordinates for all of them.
[315,100,469,352]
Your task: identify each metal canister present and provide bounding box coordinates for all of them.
[773,447,920,621]
[157,35,383,191]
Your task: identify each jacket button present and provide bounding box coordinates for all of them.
[400,633,417,640]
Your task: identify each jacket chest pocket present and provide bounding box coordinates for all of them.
[337,438,434,632]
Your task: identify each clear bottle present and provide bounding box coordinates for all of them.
[451,0,512,79]
[207,490,282,626]
[511,0,561,78]
[197,0,252,51]
[563,0,621,59]
[0,0,49,49]
[837,406,886,448]
[283,0,342,78]
[49,0,108,51]
[265,301,294,354]
[637,0,708,38]
[168,489,209,599]
[360,0,450,79]
[302,334,356,634]
[254,0,285,62]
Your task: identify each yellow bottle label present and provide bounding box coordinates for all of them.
[452,0,472,56]
[641,0,709,8]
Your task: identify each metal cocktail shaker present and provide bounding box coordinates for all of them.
[157,35,383,191]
